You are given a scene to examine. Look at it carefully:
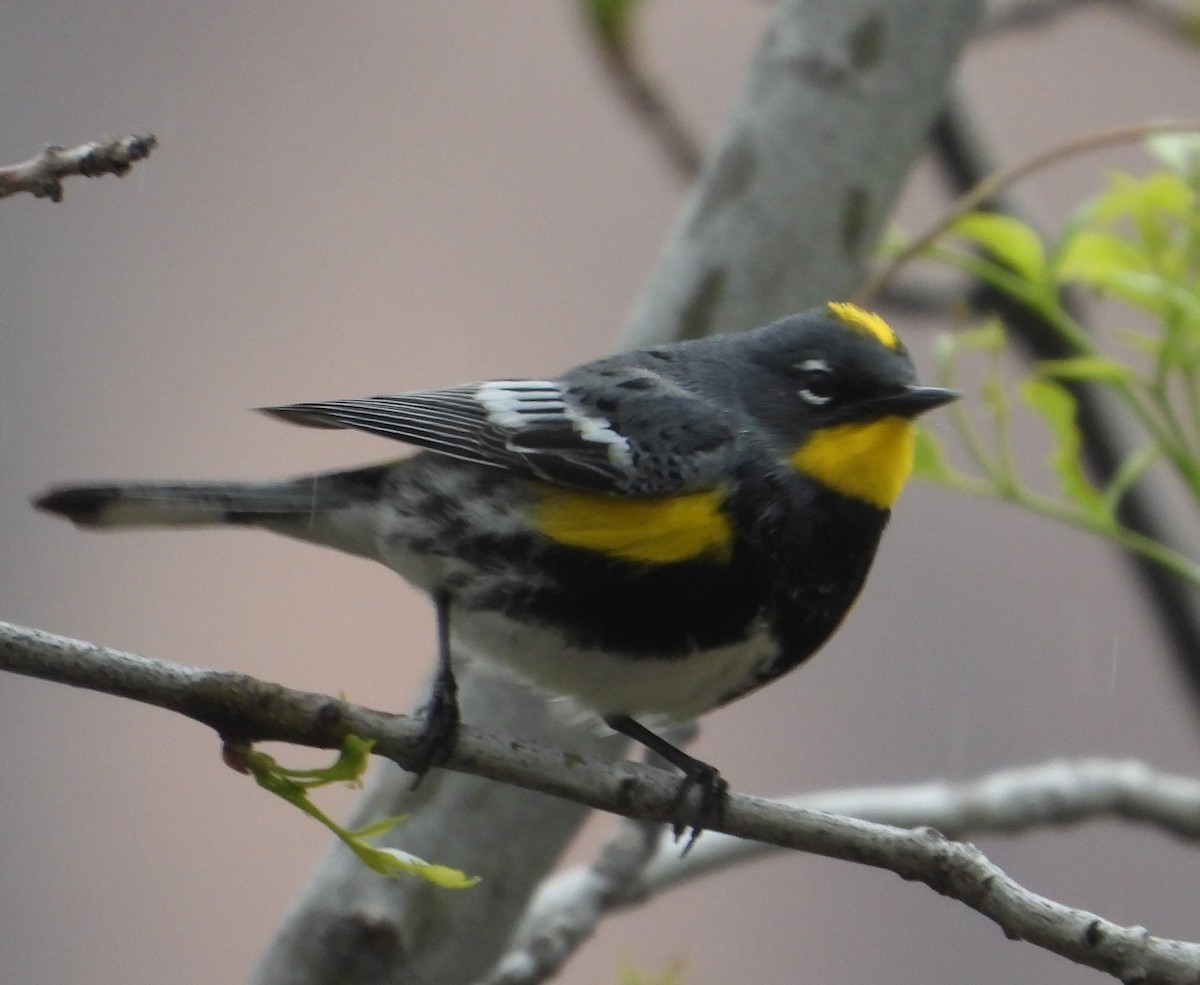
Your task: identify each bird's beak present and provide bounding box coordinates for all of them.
[875,385,960,418]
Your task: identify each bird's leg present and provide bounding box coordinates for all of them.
[603,714,728,854]
[409,589,461,786]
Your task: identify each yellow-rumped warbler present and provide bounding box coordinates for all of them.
[35,302,955,834]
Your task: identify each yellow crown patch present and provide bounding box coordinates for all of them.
[827,301,900,350]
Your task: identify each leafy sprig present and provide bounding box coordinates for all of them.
[911,132,1200,588]
[240,734,479,888]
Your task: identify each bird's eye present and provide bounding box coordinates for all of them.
[796,359,836,406]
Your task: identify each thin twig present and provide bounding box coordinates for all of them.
[485,756,1200,984]
[984,0,1200,48]
[3,618,1200,983]
[913,91,1200,715]
[859,119,1200,304]
[580,5,703,182]
[0,134,157,203]
[634,758,1200,894]
[983,0,1094,33]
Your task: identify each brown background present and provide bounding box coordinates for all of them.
[3,4,1199,984]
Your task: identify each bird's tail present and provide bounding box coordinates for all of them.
[33,464,392,549]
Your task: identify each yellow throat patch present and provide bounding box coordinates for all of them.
[827,301,900,350]
[790,417,916,510]
[532,486,733,564]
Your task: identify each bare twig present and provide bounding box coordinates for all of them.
[983,0,1094,33]
[0,134,157,203]
[984,0,1200,47]
[4,618,1200,983]
[580,5,704,182]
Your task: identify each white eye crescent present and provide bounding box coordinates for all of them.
[797,359,835,406]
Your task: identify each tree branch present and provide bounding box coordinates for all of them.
[637,758,1200,891]
[983,0,1200,47]
[490,758,1200,983]
[909,93,1200,717]
[621,0,985,347]
[477,816,663,985]
[580,3,704,183]
[4,618,1200,984]
[0,134,157,202]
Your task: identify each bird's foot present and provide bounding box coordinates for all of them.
[666,759,729,855]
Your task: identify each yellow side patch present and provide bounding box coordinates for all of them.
[790,417,915,509]
[532,486,733,565]
[827,301,900,350]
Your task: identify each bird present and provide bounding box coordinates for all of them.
[34,301,956,840]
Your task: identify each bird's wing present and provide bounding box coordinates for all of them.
[261,373,738,495]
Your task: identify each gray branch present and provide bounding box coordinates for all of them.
[622,0,984,348]
[4,620,1200,983]
[984,0,1200,45]
[582,9,704,182]
[633,758,1200,893]
[476,817,663,985]
[0,134,156,202]
[503,759,1200,983]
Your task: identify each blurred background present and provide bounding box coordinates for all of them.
[3,3,1199,983]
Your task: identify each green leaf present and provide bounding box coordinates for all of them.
[1112,326,1161,358]
[245,737,479,889]
[1101,444,1158,516]
[950,212,1047,283]
[1055,230,1148,287]
[266,733,375,786]
[925,245,1068,332]
[912,427,953,482]
[937,317,1007,359]
[616,958,687,985]
[348,842,481,889]
[877,223,912,256]
[352,814,410,839]
[1088,171,1194,224]
[581,0,642,55]
[1104,270,1200,321]
[1020,378,1105,516]
[308,733,373,784]
[1034,355,1133,385]
[1146,132,1200,183]
[1056,223,1200,319]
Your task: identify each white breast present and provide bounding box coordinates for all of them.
[452,609,778,721]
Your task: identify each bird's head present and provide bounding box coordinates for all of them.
[737,302,957,510]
